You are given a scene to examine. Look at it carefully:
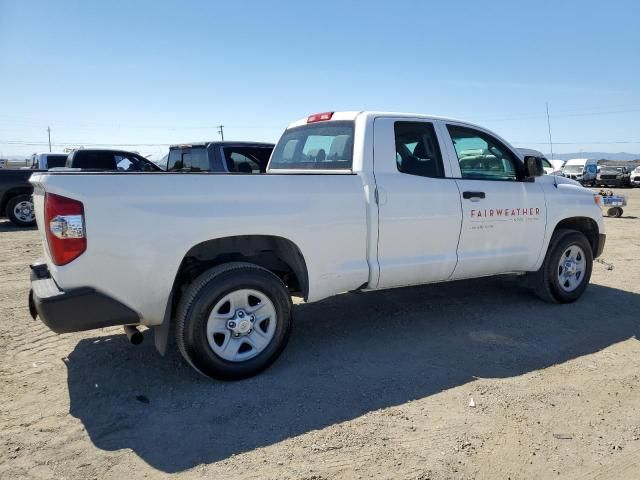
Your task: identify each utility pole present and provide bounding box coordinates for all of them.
[47,126,52,152]
[217,125,224,141]
[545,103,554,160]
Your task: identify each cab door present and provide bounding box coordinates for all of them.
[373,117,463,288]
[441,122,547,279]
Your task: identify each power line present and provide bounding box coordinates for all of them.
[0,104,638,130]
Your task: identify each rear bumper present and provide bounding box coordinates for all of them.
[29,262,139,333]
[595,233,606,259]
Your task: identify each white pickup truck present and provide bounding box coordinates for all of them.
[29,111,606,380]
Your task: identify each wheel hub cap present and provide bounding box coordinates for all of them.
[15,200,34,222]
[206,289,277,362]
[227,309,254,336]
[557,244,586,292]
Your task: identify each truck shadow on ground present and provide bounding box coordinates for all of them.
[65,278,640,473]
[0,220,36,232]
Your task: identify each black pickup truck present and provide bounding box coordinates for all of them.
[165,141,274,172]
[0,169,38,226]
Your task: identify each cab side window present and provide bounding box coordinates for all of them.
[447,125,519,181]
[167,147,209,171]
[394,122,444,178]
[227,152,261,173]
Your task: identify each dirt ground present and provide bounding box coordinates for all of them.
[1,188,639,480]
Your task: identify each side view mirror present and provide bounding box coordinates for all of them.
[524,156,545,178]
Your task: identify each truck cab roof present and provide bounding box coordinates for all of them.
[169,141,274,149]
[286,111,491,131]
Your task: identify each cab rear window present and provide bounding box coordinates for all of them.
[46,155,68,168]
[269,121,354,170]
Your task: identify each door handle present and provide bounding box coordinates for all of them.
[462,191,486,200]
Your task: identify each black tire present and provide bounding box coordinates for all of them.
[175,262,292,380]
[532,229,593,304]
[607,207,623,218]
[6,194,36,227]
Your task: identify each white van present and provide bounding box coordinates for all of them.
[562,158,598,185]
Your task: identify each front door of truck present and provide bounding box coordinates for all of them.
[373,117,463,288]
[442,123,547,279]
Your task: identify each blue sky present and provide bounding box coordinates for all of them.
[1,0,639,159]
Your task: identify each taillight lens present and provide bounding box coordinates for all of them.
[44,193,86,265]
[307,111,334,123]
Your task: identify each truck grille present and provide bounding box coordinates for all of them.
[600,175,618,180]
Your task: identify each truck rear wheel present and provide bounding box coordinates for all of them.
[532,229,593,304]
[6,194,36,227]
[175,262,292,380]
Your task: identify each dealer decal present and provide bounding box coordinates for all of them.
[470,207,541,220]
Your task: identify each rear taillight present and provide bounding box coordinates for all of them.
[44,193,86,265]
[307,111,334,123]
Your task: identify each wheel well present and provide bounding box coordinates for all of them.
[172,235,309,306]
[1,188,32,214]
[554,217,599,254]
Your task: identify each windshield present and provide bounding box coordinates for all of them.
[269,121,354,170]
[564,165,584,173]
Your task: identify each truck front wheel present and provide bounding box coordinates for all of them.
[175,262,293,380]
[532,229,593,303]
[6,194,36,227]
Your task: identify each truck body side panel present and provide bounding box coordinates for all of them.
[31,173,370,325]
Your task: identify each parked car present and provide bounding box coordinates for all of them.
[596,165,632,188]
[167,142,274,173]
[66,149,163,171]
[0,169,39,226]
[631,166,640,187]
[27,152,69,170]
[0,152,65,226]
[562,158,598,185]
[29,111,605,380]
[0,149,161,227]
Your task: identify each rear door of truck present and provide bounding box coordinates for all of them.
[373,117,463,288]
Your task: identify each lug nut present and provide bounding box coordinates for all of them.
[238,311,244,318]
[228,321,236,328]
[250,315,255,322]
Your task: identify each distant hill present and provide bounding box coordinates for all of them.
[546,152,640,161]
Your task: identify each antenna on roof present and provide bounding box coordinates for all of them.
[546,103,554,160]
[546,103,558,188]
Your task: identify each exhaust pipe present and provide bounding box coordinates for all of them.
[123,325,143,345]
